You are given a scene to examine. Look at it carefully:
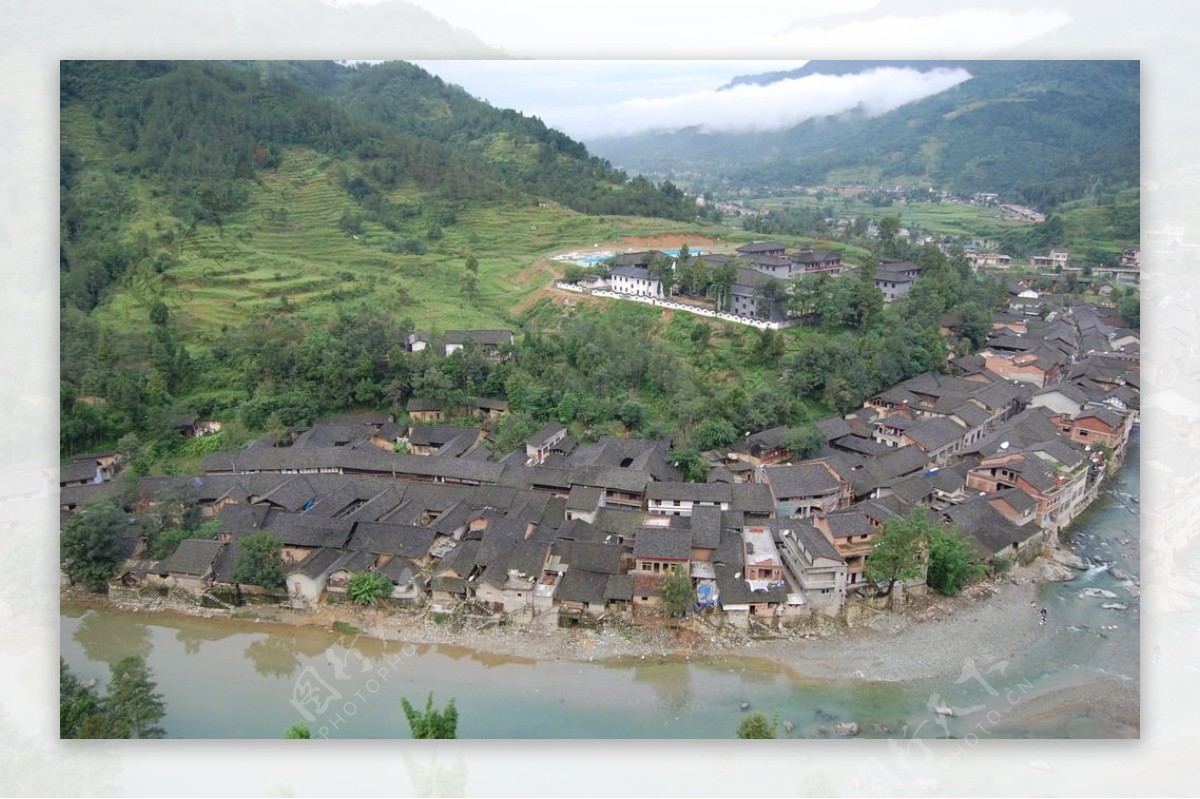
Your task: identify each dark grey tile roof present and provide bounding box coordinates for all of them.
[288,546,343,579]
[817,417,854,441]
[409,425,478,448]
[407,397,446,412]
[729,483,774,515]
[633,527,692,561]
[906,417,967,451]
[526,423,566,448]
[558,540,623,574]
[444,330,514,346]
[777,520,843,563]
[434,539,479,578]
[736,241,787,254]
[348,522,438,559]
[821,510,874,539]
[378,557,423,586]
[553,518,610,544]
[556,569,610,605]
[566,485,604,511]
[255,475,319,511]
[263,513,354,549]
[60,460,97,484]
[765,461,844,499]
[604,573,634,602]
[216,504,272,534]
[941,497,1034,557]
[506,540,550,580]
[645,482,731,503]
[690,506,723,550]
[610,264,655,280]
[156,539,225,577]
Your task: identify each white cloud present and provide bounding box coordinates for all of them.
[558,66,973,139]
[394,3,1067,59]
[398,0,885,55]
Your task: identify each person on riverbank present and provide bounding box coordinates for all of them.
[1040,607,1048,626]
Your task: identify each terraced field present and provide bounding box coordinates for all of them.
[86,144,713,339]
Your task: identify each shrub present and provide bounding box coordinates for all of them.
[346,572,392,606]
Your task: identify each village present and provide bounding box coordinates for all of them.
[59,240,1140,635]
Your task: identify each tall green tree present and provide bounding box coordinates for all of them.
[864,508,931,597]
[401,693,459,739]
[659,567,695,618]
[877,215,902,258]
[60,499,127,590]
[926,526,987,597]
[60,658,104,738]
[459,269,479,303]
[781,424,825,461]
[233,531,286,589]
[105,655,167,739]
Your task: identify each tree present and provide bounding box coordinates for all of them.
[401,693,458,739]
[863,508,930,597]
[464,253,479,273]
[459,269,479,303]
[105,655,166,739]
[710,262,737,311]
[284,723,312,739]
[149,300,169,326]
[60,499,127,590]
[346,571,392,606]
[691,417,738,452]
[926,526,987,597]
[1117,290,1139,329]
[60,658,104,738]
[233,531,286,589]
[781,424,825,461]
[737,712,777,739]
[659,566,695,618]
[877,215,902,258]
[668,445,710,483]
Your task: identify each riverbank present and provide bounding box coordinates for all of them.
[64,556,1141,737]
[67,562,1048,681]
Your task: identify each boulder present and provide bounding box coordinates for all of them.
[1101,602,1129,611]
[833,721,859,736]
[934,705,955,716]
[1039,560,1077,582]
[1079,587,1119,599]
[1051,549,1090,571]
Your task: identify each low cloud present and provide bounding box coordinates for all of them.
[572,66,972,140]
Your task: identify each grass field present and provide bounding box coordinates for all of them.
[82,141,724,341]
[748,192,1033,240]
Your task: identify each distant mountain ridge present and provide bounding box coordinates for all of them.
[591,60,1139,209]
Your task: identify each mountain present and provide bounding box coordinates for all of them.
[59,60,697,313]
[586,60,1140,209]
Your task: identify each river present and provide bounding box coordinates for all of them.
[59,436,1140,739]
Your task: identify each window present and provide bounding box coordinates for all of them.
[641,563,651,571]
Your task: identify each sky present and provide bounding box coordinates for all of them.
[393,0,1074,141]
[409,60,973,140]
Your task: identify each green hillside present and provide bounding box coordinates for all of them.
[58,60,726,461]
[590,61,1140,212]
